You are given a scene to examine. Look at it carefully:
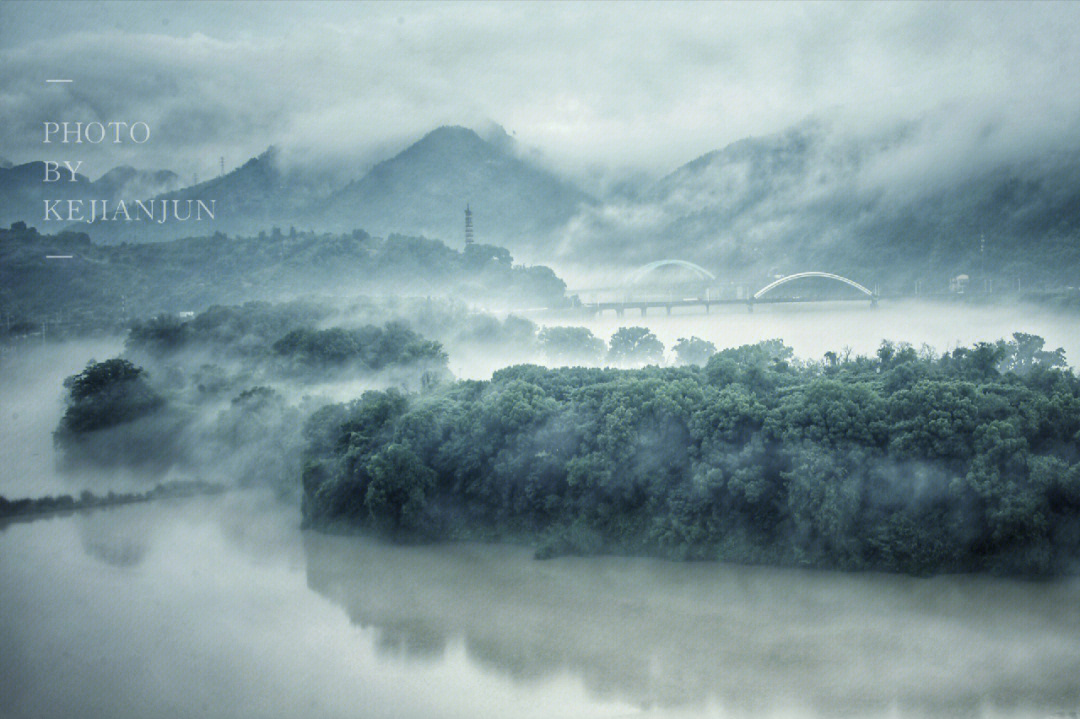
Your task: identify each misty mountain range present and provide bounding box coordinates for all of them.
[0,125,596,256]
[0,161,180,228]
[601,118,1080,284]
[4,118,1080,284]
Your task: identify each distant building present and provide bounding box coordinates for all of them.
[950,274,970,294]
[464,204,474,246]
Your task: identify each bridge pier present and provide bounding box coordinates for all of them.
[665,304,672,315]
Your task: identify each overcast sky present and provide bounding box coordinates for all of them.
[2,1,1079,187]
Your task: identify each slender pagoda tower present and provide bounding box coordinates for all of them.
[464,204,474,246]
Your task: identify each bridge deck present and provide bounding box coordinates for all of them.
[584,295,875,315]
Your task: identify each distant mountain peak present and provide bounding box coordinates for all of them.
[321,124,593,256]
[421,125,482,141]
[401,126,493,160]
[410,123,519,156]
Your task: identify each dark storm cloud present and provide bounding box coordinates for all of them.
[1,1,1079,185]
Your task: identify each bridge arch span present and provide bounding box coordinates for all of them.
[630,260,716,286]
[753,272,874,300]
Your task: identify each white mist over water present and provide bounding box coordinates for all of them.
[573,299,1080,362]
[0,338,124,497]
[466,299,1080,380]
[4,301,1077,476]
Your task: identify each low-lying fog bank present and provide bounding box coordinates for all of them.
[528,298,1080,380]
[7,297,1080,509]
[0,338,124,497]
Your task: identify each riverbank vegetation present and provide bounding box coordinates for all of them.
[54,302,453,489]
[0,479,224,524]
[50,298,686,496]
[301,333,1080,577]
[126,302,450,382]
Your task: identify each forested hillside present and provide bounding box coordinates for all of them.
[0,223,567,336]
[562,118,1080,293]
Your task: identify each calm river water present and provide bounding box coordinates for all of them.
[1,493,1079,719]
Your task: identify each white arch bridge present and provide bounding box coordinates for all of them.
[576,265,877,316]
[629,259,717,285]
[753,271,875,300]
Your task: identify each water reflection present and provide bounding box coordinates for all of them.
[78,509,152,568]
[371,619,448,661]
[304,531,1080,717]
[0,497,629,719]
[3,493,1079,719]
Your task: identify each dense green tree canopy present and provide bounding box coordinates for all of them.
[57,359,164,434]
[302,334,1080,577]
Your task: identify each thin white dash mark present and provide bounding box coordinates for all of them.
[46,79,72,83]
[45,255,74,259]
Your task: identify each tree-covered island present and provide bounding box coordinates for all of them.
[301,334,1080,577]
